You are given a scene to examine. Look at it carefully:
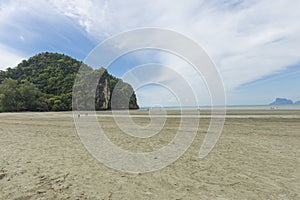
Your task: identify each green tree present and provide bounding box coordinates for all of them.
[18,80,47,111]
[0,79,47,112]
[0,79,20,111]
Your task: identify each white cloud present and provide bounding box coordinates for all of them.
[50,0,113,39]
[49,0,300,91]
[0,44,24,70]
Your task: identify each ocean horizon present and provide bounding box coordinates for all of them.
[140,104,300,110]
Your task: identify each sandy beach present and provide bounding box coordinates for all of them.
[0,110,299,199]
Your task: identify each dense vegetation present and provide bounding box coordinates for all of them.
[0,52,138,112]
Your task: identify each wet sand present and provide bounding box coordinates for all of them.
[0,110,299,199]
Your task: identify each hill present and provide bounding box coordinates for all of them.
[0,52,138,112]
[269,98,293,105]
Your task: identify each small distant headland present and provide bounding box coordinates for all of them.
[270,98,300,105]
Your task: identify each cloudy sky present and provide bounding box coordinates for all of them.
[0,0,300,106]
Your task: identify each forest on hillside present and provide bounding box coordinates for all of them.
[0,52,139,112]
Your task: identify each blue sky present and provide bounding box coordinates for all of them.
[0,0,300,106]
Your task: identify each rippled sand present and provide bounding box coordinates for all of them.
[0,110,299,199]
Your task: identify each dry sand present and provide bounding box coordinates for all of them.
[0,110,299,199]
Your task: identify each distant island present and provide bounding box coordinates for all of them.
[270,98,300,105]
[0,52,139,112]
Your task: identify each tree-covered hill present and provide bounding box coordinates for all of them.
[0,52,139,112]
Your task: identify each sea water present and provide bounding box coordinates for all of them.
[140,104,300,110]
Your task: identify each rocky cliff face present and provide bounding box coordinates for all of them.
[94,76,139,110]
[96,79,111,110]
